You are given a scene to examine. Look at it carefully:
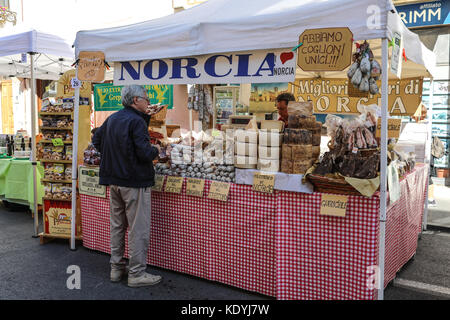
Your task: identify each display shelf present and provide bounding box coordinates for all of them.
[41,179,72,184]
[40,127,73,131]
[38,232,82,245]
[39,112,73,116]
[39,159,73,164]
[42,197,72,202]
[39,140,73,144]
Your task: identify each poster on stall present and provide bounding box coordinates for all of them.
[293,77,423,115]
[94,83,173,111]
[78,167,106,198]
[249,82,290,113]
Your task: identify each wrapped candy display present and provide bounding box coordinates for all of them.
[347,41,381,94]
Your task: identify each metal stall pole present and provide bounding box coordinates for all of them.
[70,71,81,251]
[29,52,40,238]
[423,79,434,231]
[377,38,389,300]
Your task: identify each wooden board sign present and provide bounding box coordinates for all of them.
[320,194,348,217]
[78,51,106,82]
[376,118,402,138]
[297,27,353,72]
[164,176,183,193]
[252,172,275,194]
[152,175,165,192]
[208,181,230,202]
[186,178,205,197]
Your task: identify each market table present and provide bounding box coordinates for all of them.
[80,163,427,300]
[0,158,44,208]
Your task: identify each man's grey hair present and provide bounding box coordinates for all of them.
[121,85,147,107]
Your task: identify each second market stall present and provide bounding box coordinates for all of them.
[72,0,435,299]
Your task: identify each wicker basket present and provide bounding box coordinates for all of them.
[306,173,363,196]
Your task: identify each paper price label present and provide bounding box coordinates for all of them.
[71,77,82,89]
[164,176,183,193]
[51,138,64,146]
[208,181,230,202]
[152,175,165,192]
[186,178,205,197]
[252,172,275,193]
[320,194,348,217]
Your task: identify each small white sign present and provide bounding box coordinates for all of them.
[390,32,403,79]
[71,77,82,89]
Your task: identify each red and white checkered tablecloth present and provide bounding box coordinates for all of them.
[80,164,427,300]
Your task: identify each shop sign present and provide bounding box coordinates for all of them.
[293,77,423,115]
[165,176,184,193]
[45,206,72,236]
[208,181,230,202]
[57,69,92,99]
[252,172,275,194]
[396,0,450,28]
[93,83,173,111]
[113,49,297,86]
[375,119,402,139]
[152,175,165,192]
[320,194,348,218]
[78,51,105,82]
[297,27,353,72]
[78,167,106,198]
[186,178,205,197]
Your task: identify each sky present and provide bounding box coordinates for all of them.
[13,0,175,43]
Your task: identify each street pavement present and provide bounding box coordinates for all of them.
[0,203,448,300]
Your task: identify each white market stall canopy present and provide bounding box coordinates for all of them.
[0,25,74,80]
[74,0,436,80]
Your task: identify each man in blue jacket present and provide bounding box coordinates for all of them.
[93,85,161,287]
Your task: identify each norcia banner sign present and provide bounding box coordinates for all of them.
[113,49,297,85]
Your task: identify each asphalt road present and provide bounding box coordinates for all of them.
[0,203,448,300]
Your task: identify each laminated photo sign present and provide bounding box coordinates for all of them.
[78,51,106,82]
[320,194,348,217]
[297,27,353,71]
[252,172,275,193]
[186,178,205,197]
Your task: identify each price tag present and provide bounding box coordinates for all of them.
[252,172,275,193]
[51,138,64,146]
[70,77,82,89]
[164,176,183,193]
[208,181,230,202]
[320,194,348,217]
[375,118,402,138]
[152,175,165,192]
[186,178,205,197]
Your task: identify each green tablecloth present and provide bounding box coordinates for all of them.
[0,159,44,208]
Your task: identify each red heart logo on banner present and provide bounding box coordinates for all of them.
[280,52,294,65]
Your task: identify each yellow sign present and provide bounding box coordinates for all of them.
[186,178,205,197]
[297,28,353,72]
[252,173,275,194]
[152,175,165,192]
[320,194,348,217]
[208,181,230,202]
[57,69,92,99]
[293,78,423,115]
[165,176,184,193]
[46,207,72,236]
[375,118,402,139]
[78,51,105,82]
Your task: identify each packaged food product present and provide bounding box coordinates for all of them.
[42,131,54,140]
[51,146,64,160]
[53,164,65,181]
[292,144,312,159]
[235,129,258,144]
[64,146,73,161]
[43,146,53,160]
[44,163,54,180]
[281,159,293,174]
[44,183,52,198]
[234,155,257,169]
[66,132,73,141]
[52,183,63,200]
[60,185,72,200]
[258,146,280,160]
[259,130,283,147]
[235,142,257,157]
[65,166,72,180]
[257,158,280,172]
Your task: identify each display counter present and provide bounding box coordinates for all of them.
[0,158,44,208]
[80,164,427,300]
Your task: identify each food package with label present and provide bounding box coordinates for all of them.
[62,98,74,112]
[51,146,64,161]
[60,185,72,200]
[52,183,63,200]
[65,166,72,181]
[293,159,314,175]
[53,164,65,181]
[42,146,53,160]
[283,129,312,145]
[257,158,280,172]
[281,159,293,174]
[259,130,283,147]
[44,183,53,199]
[235,129,258,144]
[235,142,258,157]
[44,163,54,180]
[234,155,257,169]
[64,145,73,161]
[258,146,280,160]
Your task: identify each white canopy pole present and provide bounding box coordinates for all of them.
[423,79,433,230]
[377,38,389,300]
[29,52,39,238]
[70,71,80,251]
